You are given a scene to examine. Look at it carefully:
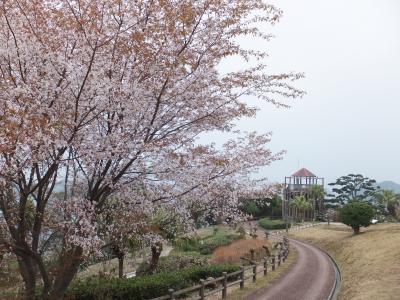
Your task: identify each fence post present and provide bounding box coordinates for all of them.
[250,249,255,261]
[262,245,270,257]
[263,258,267,276]
[199,279,205,300]
[252,263,257,283]
[283,236,289,246]
[222,272,227,299]
[168,288,175,300]
[272,256,276,271]
[240,266,245,289]
[278,253,281,266]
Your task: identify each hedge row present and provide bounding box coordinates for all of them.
[259,218,290,230]
[136,255,208,275]
[67,264,240,300]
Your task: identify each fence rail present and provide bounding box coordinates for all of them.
[151,237,290,300]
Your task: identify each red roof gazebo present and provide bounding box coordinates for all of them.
[282,168,324,221]
[292,168,317,178]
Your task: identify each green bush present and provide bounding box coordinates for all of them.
[244,201,262,217]
[236,226,246,238]
[173,231,242,255]
[199,233,241,255]
[67,264,240,300]
[136,255,208,275]
[271,206,283,218]
[259,218,290,230]
[242,196,283,218]
[173,236,201,252]
[340,201,375,234]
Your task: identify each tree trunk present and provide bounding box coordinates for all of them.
[352,226,360,234]
[48,247,83,300]
[149,242,163,274]
[118,254,124,278]
[313,200,316,221]
[112,244,126,279]
[16,255,37,300]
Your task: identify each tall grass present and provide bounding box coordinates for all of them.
[211,239,271,264]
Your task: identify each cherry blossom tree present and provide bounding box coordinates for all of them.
[105,134,283,276]
[0,0,304,298]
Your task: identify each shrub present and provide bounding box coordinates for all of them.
[236,226,246,238]
[136,255,208,275]
[0,254,20,290]
[259,218,290,230]
[242,196,283,218]
[340,201,375,234]
[271,206,283,218]
[245,201,262,217]
[67,264,240,300]
[173,230,242,255]
[199,234,242,255]
[173,236,201,252]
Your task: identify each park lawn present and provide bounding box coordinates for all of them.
[290,223,400,300]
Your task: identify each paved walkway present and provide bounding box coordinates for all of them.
[245,237,336,300]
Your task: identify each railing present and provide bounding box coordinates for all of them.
[274,222,323,234]
[151,237,290,300]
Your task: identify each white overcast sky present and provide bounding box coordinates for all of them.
[214,0,400,184]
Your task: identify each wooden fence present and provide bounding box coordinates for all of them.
[151,237,290,300]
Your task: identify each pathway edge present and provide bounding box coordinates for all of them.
[288,237,342,300]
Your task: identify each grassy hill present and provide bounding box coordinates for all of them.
[290,224,400,300]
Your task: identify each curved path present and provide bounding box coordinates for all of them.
[245,237,336,300]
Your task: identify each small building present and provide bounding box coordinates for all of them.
[282,168,325,221]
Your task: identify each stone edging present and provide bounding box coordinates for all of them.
[326,249,341,300]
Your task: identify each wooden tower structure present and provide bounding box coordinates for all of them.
[282,168,324,221]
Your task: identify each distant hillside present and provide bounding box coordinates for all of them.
[378,181,400,193]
